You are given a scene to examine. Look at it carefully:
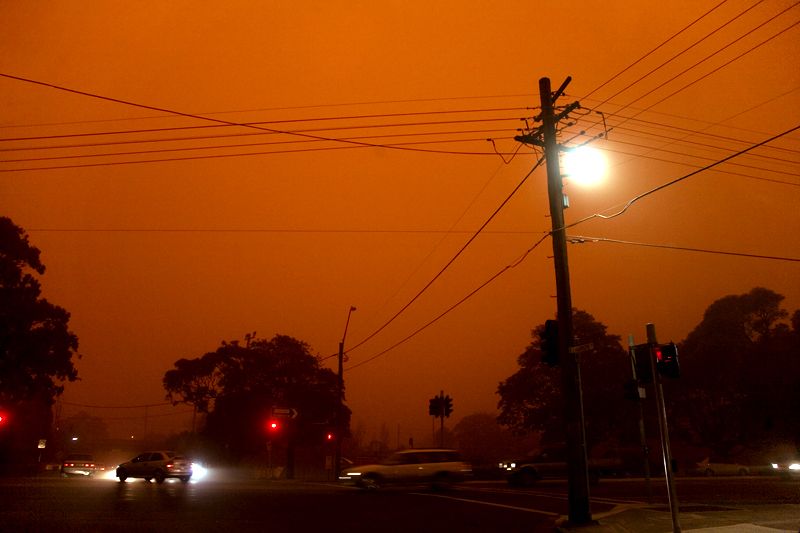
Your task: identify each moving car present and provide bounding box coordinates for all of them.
[499,448,625,486]
[115,451,192,484]
[339,449,472,490]
[61,453,97,477]
[694,458,750,476]
[771,456,800,478]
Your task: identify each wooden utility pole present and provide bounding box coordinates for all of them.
[517,76,592,525]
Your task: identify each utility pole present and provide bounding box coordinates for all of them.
[628,334,652,503]
[335,306,356,481]
[517,76,592,525]
[439,390,445,448]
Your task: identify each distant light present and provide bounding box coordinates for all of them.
[71,437,78,441]
[562,146,607,187]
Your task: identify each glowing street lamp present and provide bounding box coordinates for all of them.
[562,146,607,187]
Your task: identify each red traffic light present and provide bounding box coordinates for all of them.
[326,432,334,441]
[267,420,280,431]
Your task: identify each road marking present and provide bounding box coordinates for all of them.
[411,492,560,516]
[464,485,643,506]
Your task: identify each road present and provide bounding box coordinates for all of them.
[1,470,798,532]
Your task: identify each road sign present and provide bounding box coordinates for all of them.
[271,407,298,419]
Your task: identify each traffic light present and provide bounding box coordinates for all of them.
[632,343,653,383]
[428,397,442,417]
[656,342,680,379]
[443,395,453,418]
[267,419,280,432]
[541,319,559,366]
[325,431,335,441]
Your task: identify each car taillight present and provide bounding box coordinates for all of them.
[166,463,174,469]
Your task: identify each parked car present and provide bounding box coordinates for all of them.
[61,453,97,477]
[339,449,472,490]
[115,451,192,484]
[694,458,750,476]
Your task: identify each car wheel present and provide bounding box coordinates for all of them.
[154,470,166,484]
[117,469,128,482]
[704,469,715,477]
[180,476,191,483]
[361,473,382,490]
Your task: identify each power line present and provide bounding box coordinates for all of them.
[567,235,800,262]
[576,92,800,157]
[341,156,545,356]
[0,93,534,130]
[0,107,530,144]
[582,0,731,100]
[0,135,520,173]
[611,4,800,119]
[565,131,800,182]
[0,128,519,164]
[59,400,172,409]
[346,233,551,371]
[588,144,800,187]
[592,0,769,109]
[567,123,800,228]
[344,125,799,370]
[27,227,541,235]
[0,72,533,159]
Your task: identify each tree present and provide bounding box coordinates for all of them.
[669,287,799,454]
[497,309,634,451]
[0,217,79,465]
[453,412,538,467]
[164,351,224,413]
[163,334,349,461]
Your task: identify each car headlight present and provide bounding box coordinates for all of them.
[789,463,800,471]
[772,463,779,469]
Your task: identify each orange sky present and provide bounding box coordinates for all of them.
[2,1,799,444]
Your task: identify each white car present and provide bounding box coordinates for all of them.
[115,451,192,484]
[340,449,471,490]
[695,458,750,476]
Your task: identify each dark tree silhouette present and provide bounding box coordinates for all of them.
[668,287,800,456]
[0,217,79,465]
[497,309,634,452]
[164,334,348,460]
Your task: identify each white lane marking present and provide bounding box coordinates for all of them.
[411,492,560,516]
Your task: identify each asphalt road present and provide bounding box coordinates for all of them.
[1,471,798,532]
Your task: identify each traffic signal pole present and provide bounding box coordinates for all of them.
[647,323,681,532]
[539,77,592,525]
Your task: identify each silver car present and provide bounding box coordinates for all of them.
[116,451,192,484]
[340,449,472,490]
[61,453,97,477]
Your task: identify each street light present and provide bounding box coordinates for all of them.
[335,305,356,481]
[562,146,607,187]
